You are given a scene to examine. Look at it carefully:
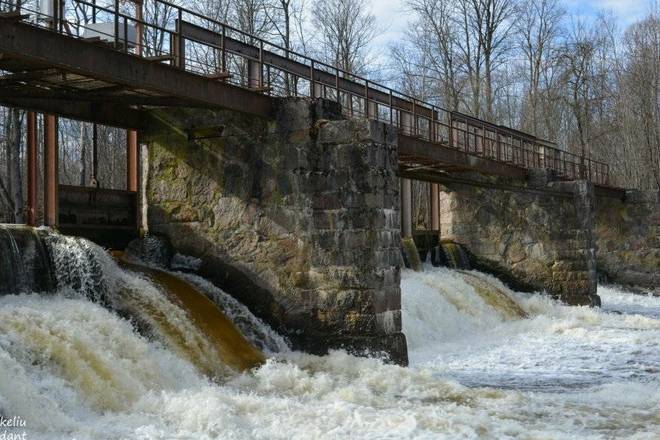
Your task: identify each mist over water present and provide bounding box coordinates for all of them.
[0,237,657,439]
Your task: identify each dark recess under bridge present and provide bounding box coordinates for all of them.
[0,0,625,242]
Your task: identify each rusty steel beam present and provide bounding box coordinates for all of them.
[0,95,145,129]
[127,0,143,194]
[430,183,439,231]
[26,111,37,226]
[401,178,412,238]
[0,86,194,108]
[0,20,273,117]
[178,21,433,118]
[398,135,528,180]
[127,130,138,192]
[43,114,58,227]
[399,168,575,198]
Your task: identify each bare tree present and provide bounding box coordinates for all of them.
[619,11,660,189]
[516,0,563,136]
[311,0,376,75]
[403,0,461,110]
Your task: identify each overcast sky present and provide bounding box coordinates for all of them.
[367,0,654,51]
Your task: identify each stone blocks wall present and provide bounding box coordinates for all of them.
[143,99,407,364]
[439,173,598,305]
[596,190,659,291]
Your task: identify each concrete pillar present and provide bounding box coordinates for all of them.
[430,183,439,231]
[127,129,139,192]
[401,178,412,238]
[26,112,38,226]
[43,114,58,227]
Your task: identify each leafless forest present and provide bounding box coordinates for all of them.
[1,0,658,224]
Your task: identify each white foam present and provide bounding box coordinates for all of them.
[1,241,658,439]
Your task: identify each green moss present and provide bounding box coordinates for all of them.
[401,238,422,272]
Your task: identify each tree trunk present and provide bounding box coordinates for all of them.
[8,108,24,223]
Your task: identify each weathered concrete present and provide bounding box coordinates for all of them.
[143,98,407,364]
[439,171,598,305]
[595,190,660,291]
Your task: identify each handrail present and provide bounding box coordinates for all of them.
[1,0,612,186]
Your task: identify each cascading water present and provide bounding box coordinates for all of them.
[0,229,657,439]
[0,225,54,294]
[45,234,267,375]
[437,241,472,269]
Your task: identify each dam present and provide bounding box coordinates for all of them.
[0,0,658,438]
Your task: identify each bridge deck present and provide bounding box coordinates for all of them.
[0,1,622,197]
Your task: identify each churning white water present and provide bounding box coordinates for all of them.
[0,239,658,439]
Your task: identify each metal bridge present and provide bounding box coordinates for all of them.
[0,0,623,241]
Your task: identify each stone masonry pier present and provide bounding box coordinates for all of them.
[143,98,407,365]
[438,171,599,305]
[596,190,659,291]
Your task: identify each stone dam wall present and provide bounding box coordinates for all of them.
[138,95,656,363]
[438,172,598,305]
[595,190,659,291]
[142,99,407,365]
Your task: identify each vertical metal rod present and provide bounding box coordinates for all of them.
[127,0,142,192]
[114,0,119,48]
[309,60,314,97]
[258,40,264,88]
[44,115,58,227]
[412,100,417,136]
[401,178,412,239]
[221,25,226,72]
[92,0,97,24]
[389,90,393,126]
[123,15,128,51]
[430,183,439,232]
[175,9,184,69]
[430,108,436,142]
[364,80,369,118]
[449,113,454,148]
[92,123,98,183]
[54,0,63,32]
[26,112,37,226]
[335,67,340,103]
[136,1,143,56]
[127,130,139,192]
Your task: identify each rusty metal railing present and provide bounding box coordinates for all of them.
[2,0,611,185]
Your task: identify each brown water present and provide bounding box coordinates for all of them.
[117,254,264,373]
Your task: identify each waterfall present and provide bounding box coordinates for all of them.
[401,266,528,353]
[0,228,282,377]
[0,227,657,439]
[0,225,54,294]
[437,241,472,269]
